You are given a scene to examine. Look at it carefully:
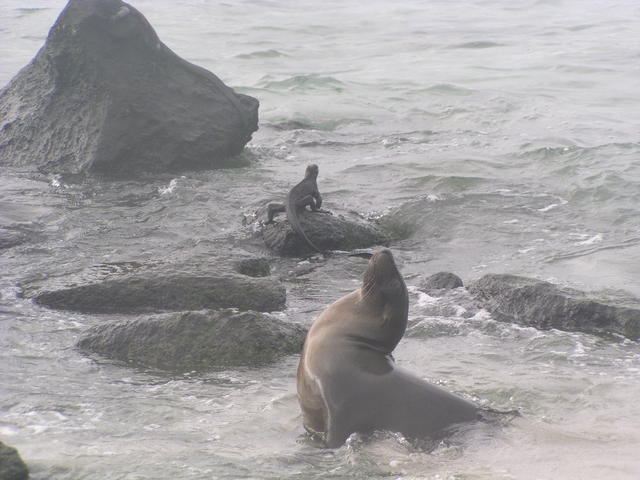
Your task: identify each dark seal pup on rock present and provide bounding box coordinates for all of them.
[296,248,480,447]
[268,164,327,252]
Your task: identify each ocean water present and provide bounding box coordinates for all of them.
[1,0,640,479]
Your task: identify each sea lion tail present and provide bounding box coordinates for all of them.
[288,204,323,253]
[298,226,323,253]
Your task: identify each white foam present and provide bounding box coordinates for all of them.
[575,233,603,246]
[572,342,587,357]
[29,424,48,435]
[158,176,185,195]
[415,290,437,307]
[538,203,558,212]
[0,426,18,436]
[454,305,468,316]
[470,308,492,321]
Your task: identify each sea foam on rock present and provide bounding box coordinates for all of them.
[468,274,640,341]
[77,309,307,371]
[27,273,286,314]
[0,0,258,177]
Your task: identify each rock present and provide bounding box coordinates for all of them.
[260,210,390,256]
[0,0,258,177]
[235,258,271,277]
[28,274,286,314]
[419,272,463,294]
[77,309,307,371]
[0,441,29,480]
[468,274,640,341]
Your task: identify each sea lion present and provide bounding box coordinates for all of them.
[296,248,480,447]
[267,164,326,252]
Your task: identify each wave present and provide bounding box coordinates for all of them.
[294,129,436,147]
[544,237,640,264]
[517,141,639,163]
[553,64,615,74]
[447,41,505,49]
[259,74,345,92]
[411,83,475,96]
[399,175,488,192]
[15,7,49,14]
[264,116,372,132]
[235,49,288,59]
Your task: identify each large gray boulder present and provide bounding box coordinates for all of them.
[468,274,640,341]
[259,210,390,256]
[28,274,286,314]
[0,441,29,480]
[77,309,307,371]
[0,0,258,177]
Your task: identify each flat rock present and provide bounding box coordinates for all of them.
[468,274,640,341]
[77,309,307,371]
[0,441,29,480]
[0,0,258,177]
[260,210,390,256]
[28,274,286,314]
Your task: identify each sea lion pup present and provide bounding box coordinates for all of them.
[297,248,479,447]
[267,164,326,252]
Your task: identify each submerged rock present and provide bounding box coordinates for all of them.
[259,210,390,256]
[419,271,463,294]
[468,274,640,341]
[0,0,258,177]
[77,309,307,371]
[0,441,29,480]
[29,274,286,314]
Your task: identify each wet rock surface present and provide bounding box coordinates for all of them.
[27,273,286,314]
[468,274,640,341]
[0,0,258,177]
[77,309,307,371]
[259,210,390,256]
[0,441,29,480]
[419,271,464,294]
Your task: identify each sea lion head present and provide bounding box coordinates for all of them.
[304,164,319,179]
[361,248,408,350]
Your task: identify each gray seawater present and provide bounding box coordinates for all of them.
[1,0,640,478]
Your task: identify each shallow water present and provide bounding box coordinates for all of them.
[1,0,640,479]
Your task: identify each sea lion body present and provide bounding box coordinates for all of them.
[297,249,478,447]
